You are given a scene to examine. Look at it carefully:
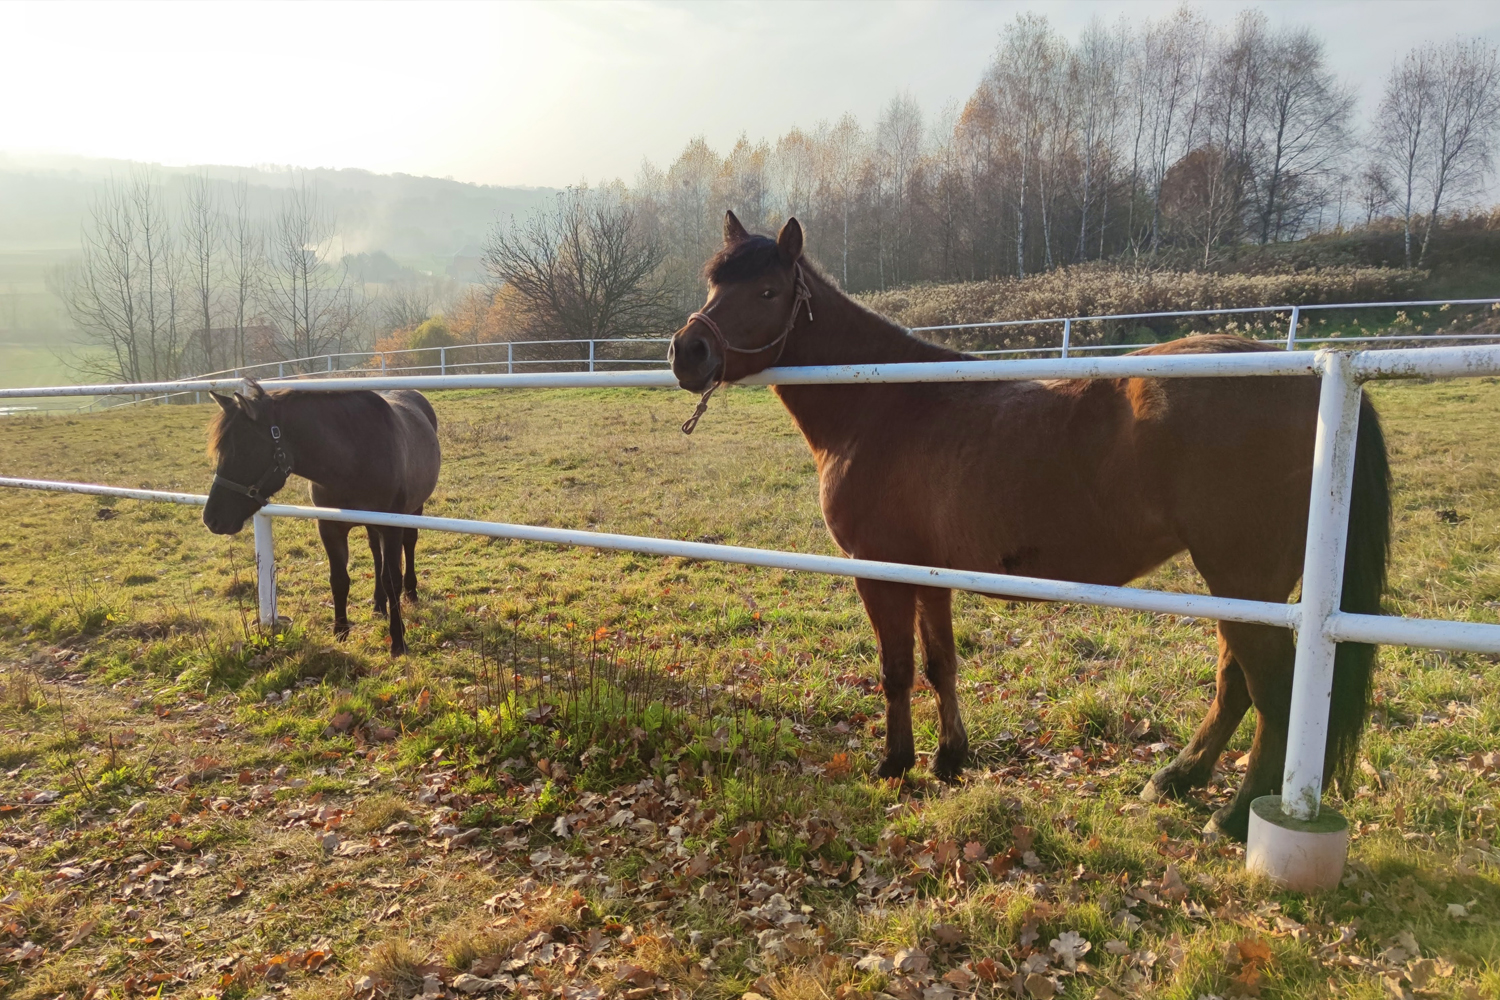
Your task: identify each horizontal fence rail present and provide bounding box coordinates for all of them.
[5,474,1497,658]
[7,297,1498,411]
[7,343,1498,400]
[0,476,1300,629]
[4,325,1500,851]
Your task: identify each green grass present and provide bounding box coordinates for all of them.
[0,380,1497,1000]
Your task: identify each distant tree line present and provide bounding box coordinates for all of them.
[484,10,1500,338]
[55,9,1500,378]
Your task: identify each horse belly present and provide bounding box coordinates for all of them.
[820,441,1174,588]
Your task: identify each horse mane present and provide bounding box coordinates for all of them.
[207,389,392,458]
[206,403,236,458]
[705,234,818,285]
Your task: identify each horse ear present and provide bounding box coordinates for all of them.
[777,217,804,263]
[237,379,268,421]
[723,210,749,245]
[210,392,236,414]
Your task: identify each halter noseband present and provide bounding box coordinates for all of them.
[680,261,814,435]
[213,403,293,507]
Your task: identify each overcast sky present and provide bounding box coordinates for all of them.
[3,0,1499,189]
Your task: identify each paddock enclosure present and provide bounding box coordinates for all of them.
[2,306,1500,996]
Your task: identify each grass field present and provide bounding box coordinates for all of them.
[0,377,1498,1000]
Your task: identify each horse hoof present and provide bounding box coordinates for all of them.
[390,640,408,657]
[933,744,968,783]
[373,603,387,615]
[876,753,916,780]
[1206,805,1249,843]
[1141,766,1191,803]
[404,591,419,605]
[334,626,350,642]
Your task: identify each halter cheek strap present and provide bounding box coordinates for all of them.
[681,262,814,435]
[213,405,293,507]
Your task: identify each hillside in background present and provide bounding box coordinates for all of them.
[0,152,556,259]
[0,153,557,391]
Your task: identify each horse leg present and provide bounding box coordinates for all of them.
[318,519,354,641]
[378,525,408,656]
[856,579,918,780]
[1205,621,1296,840]
[1142,626,1253,802]
[367,526,386,614]
[916,587,968,781]
[403,519,420,603]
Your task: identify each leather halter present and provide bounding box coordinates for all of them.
[212,402,293,507]
[680,262,814,435]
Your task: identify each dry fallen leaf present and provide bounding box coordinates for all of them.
[1025,972,1056,999]
[932,923,964,947]
[1237,937,1273,965]
[60,920,98,952]
[942,967,975,989]
[971,957,1001,983]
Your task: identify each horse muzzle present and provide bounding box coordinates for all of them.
[202,489,256,536]
[669,327,722,393]
[202,510,250,536]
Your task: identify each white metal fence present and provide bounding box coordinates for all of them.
[4,305,1500,886]
[4,344,1500,825]
[18,297,1500,413]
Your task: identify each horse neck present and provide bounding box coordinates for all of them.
[779,269,961,368]
[772,269,964,452]
[278,394,360,487]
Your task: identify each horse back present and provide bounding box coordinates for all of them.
[379,391,441,509]
[383,389,439,432]
[1121,335,1323,596]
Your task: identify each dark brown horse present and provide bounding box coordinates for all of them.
[669,212,1390,839]
[203,382,441,656]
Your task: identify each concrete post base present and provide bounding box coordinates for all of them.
[1245,794,1348,892]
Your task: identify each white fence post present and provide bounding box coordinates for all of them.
[254,511,277,627]
[1286,306,1302,350]
[440,346,447,376]
[1060,318,1072,359]
[507,342,514,375]
[277,362,284,378]
[327,355,333,373]
[589,340,596,372]
[380,353,386,374]
[1246,348,1362,891]
[1282,349,1363,818]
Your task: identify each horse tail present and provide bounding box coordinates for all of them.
[1326,392,1392,787]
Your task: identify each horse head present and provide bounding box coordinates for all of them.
[203,380,292,535]
[669,211,812,397]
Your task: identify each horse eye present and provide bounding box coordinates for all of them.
[761,289,776,299]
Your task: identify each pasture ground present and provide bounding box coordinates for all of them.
[0,380,1497,1000]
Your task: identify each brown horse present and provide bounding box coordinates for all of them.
[203,381,441,656]
[669,212,1390,839]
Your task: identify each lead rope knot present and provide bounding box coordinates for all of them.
[680,383,718,435]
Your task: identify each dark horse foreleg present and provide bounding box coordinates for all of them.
[367,526,386,614]
[318,519,354,641]
[378,525,408,656]
[1142,627,1253,802]
[916,587,968,781]
[856,578,918,779]
[1206,621,1296,840]
[402,516,420,602]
